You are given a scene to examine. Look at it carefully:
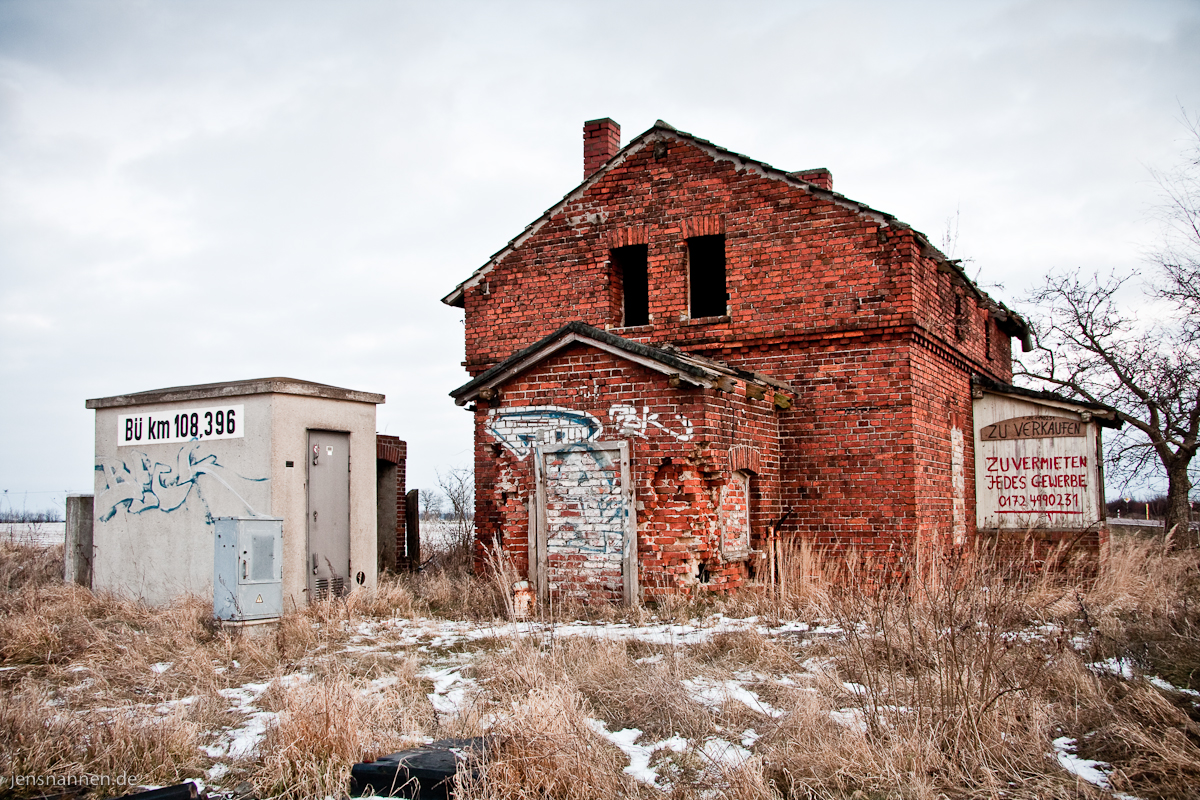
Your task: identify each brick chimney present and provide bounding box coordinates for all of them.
[583,118,621,179]
[792,168,833,191]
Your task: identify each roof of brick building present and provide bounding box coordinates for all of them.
[450,321,796,408]
[441,120,1030,348]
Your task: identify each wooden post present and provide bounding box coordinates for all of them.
[769,508,794,599]
[767,526,776,592]
[778,535,788,599]
[405,489,420,570]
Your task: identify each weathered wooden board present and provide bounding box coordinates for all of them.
[973,394,1102,530]
[532,441,637,604]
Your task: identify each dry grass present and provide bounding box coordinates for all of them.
[1079,535,1200,691]
[474,636,715,744]
[0,542,63,592]
[1,685,207,788]
[0,545,439,797]
[458,685,644,800]
[252,665,434,800]
[2,536,1199,799]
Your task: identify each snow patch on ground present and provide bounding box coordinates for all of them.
[586,719,687,788]
[420,665,476,716]
[828,708,868,732]
[1053,737,1112,790]
[1147,675,1200,697]
[699,737,752,769]
[683,677,783,717]
[205,674,309,760]
[153,695,196,715]
[1088,657,1135,680]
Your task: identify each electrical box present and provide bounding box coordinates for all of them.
[214,516,283,621]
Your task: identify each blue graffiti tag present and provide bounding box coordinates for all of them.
[544,442,626,555]
[94,442,266,522]
[487,406,603,459]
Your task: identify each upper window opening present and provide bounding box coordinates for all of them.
[954,293,969,341]
[612,244,649,326]
[688,235,727,319]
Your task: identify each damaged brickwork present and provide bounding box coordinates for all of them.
[376,435,410,571]
[470,342,782,600]
[447,118,1111,602]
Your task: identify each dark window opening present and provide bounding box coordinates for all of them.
[688,234,726,318]
[953,293,968,341]
[612,244,649,326]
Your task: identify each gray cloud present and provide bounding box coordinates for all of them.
[1,0,1197,505]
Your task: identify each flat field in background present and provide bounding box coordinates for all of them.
[1,521,66,548]
[1,534,1199,800]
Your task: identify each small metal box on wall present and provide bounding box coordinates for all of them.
[214,516,284,621]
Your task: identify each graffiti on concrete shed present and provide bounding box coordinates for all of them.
[95,443,266,522]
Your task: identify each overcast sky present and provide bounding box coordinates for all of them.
[1,0,1197,513]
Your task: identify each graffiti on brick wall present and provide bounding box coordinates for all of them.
[544,445,626,555]
[487,406,603,459]
[541,443,627,600]
[608,404,693,441]
[95,443,266,522]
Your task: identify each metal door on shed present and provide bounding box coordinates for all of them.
[307,430,350,601]
[532,441,637,605]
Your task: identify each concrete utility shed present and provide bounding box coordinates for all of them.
[86,378,384,607]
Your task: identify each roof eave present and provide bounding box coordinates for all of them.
[971,375,1123,429]
[450,321,797,407]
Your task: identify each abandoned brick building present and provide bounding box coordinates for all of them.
[443,118,1113,603]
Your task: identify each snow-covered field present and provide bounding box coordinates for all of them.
[3,535,1198,799]
[0,521,64,547]
[195,614,848,793]
[107,611,1195,798]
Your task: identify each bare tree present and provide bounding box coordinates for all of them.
[1150,114,1200,337]
[436,467,475,555]
[1016,115,1199,543]
[419,489,444,521]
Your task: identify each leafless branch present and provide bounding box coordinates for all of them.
[1016,114,1200,536]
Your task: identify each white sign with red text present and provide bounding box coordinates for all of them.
[973,394,1102,530]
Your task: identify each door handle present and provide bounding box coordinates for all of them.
[312,553,318,575]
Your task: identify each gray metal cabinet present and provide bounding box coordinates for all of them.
[213,516,283,621]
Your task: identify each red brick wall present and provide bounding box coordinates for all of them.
[462,136,1010,387]
[376,435,408,569]
[473,344,781,597]
[458,130,1027,587]
[909,343,975,572]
